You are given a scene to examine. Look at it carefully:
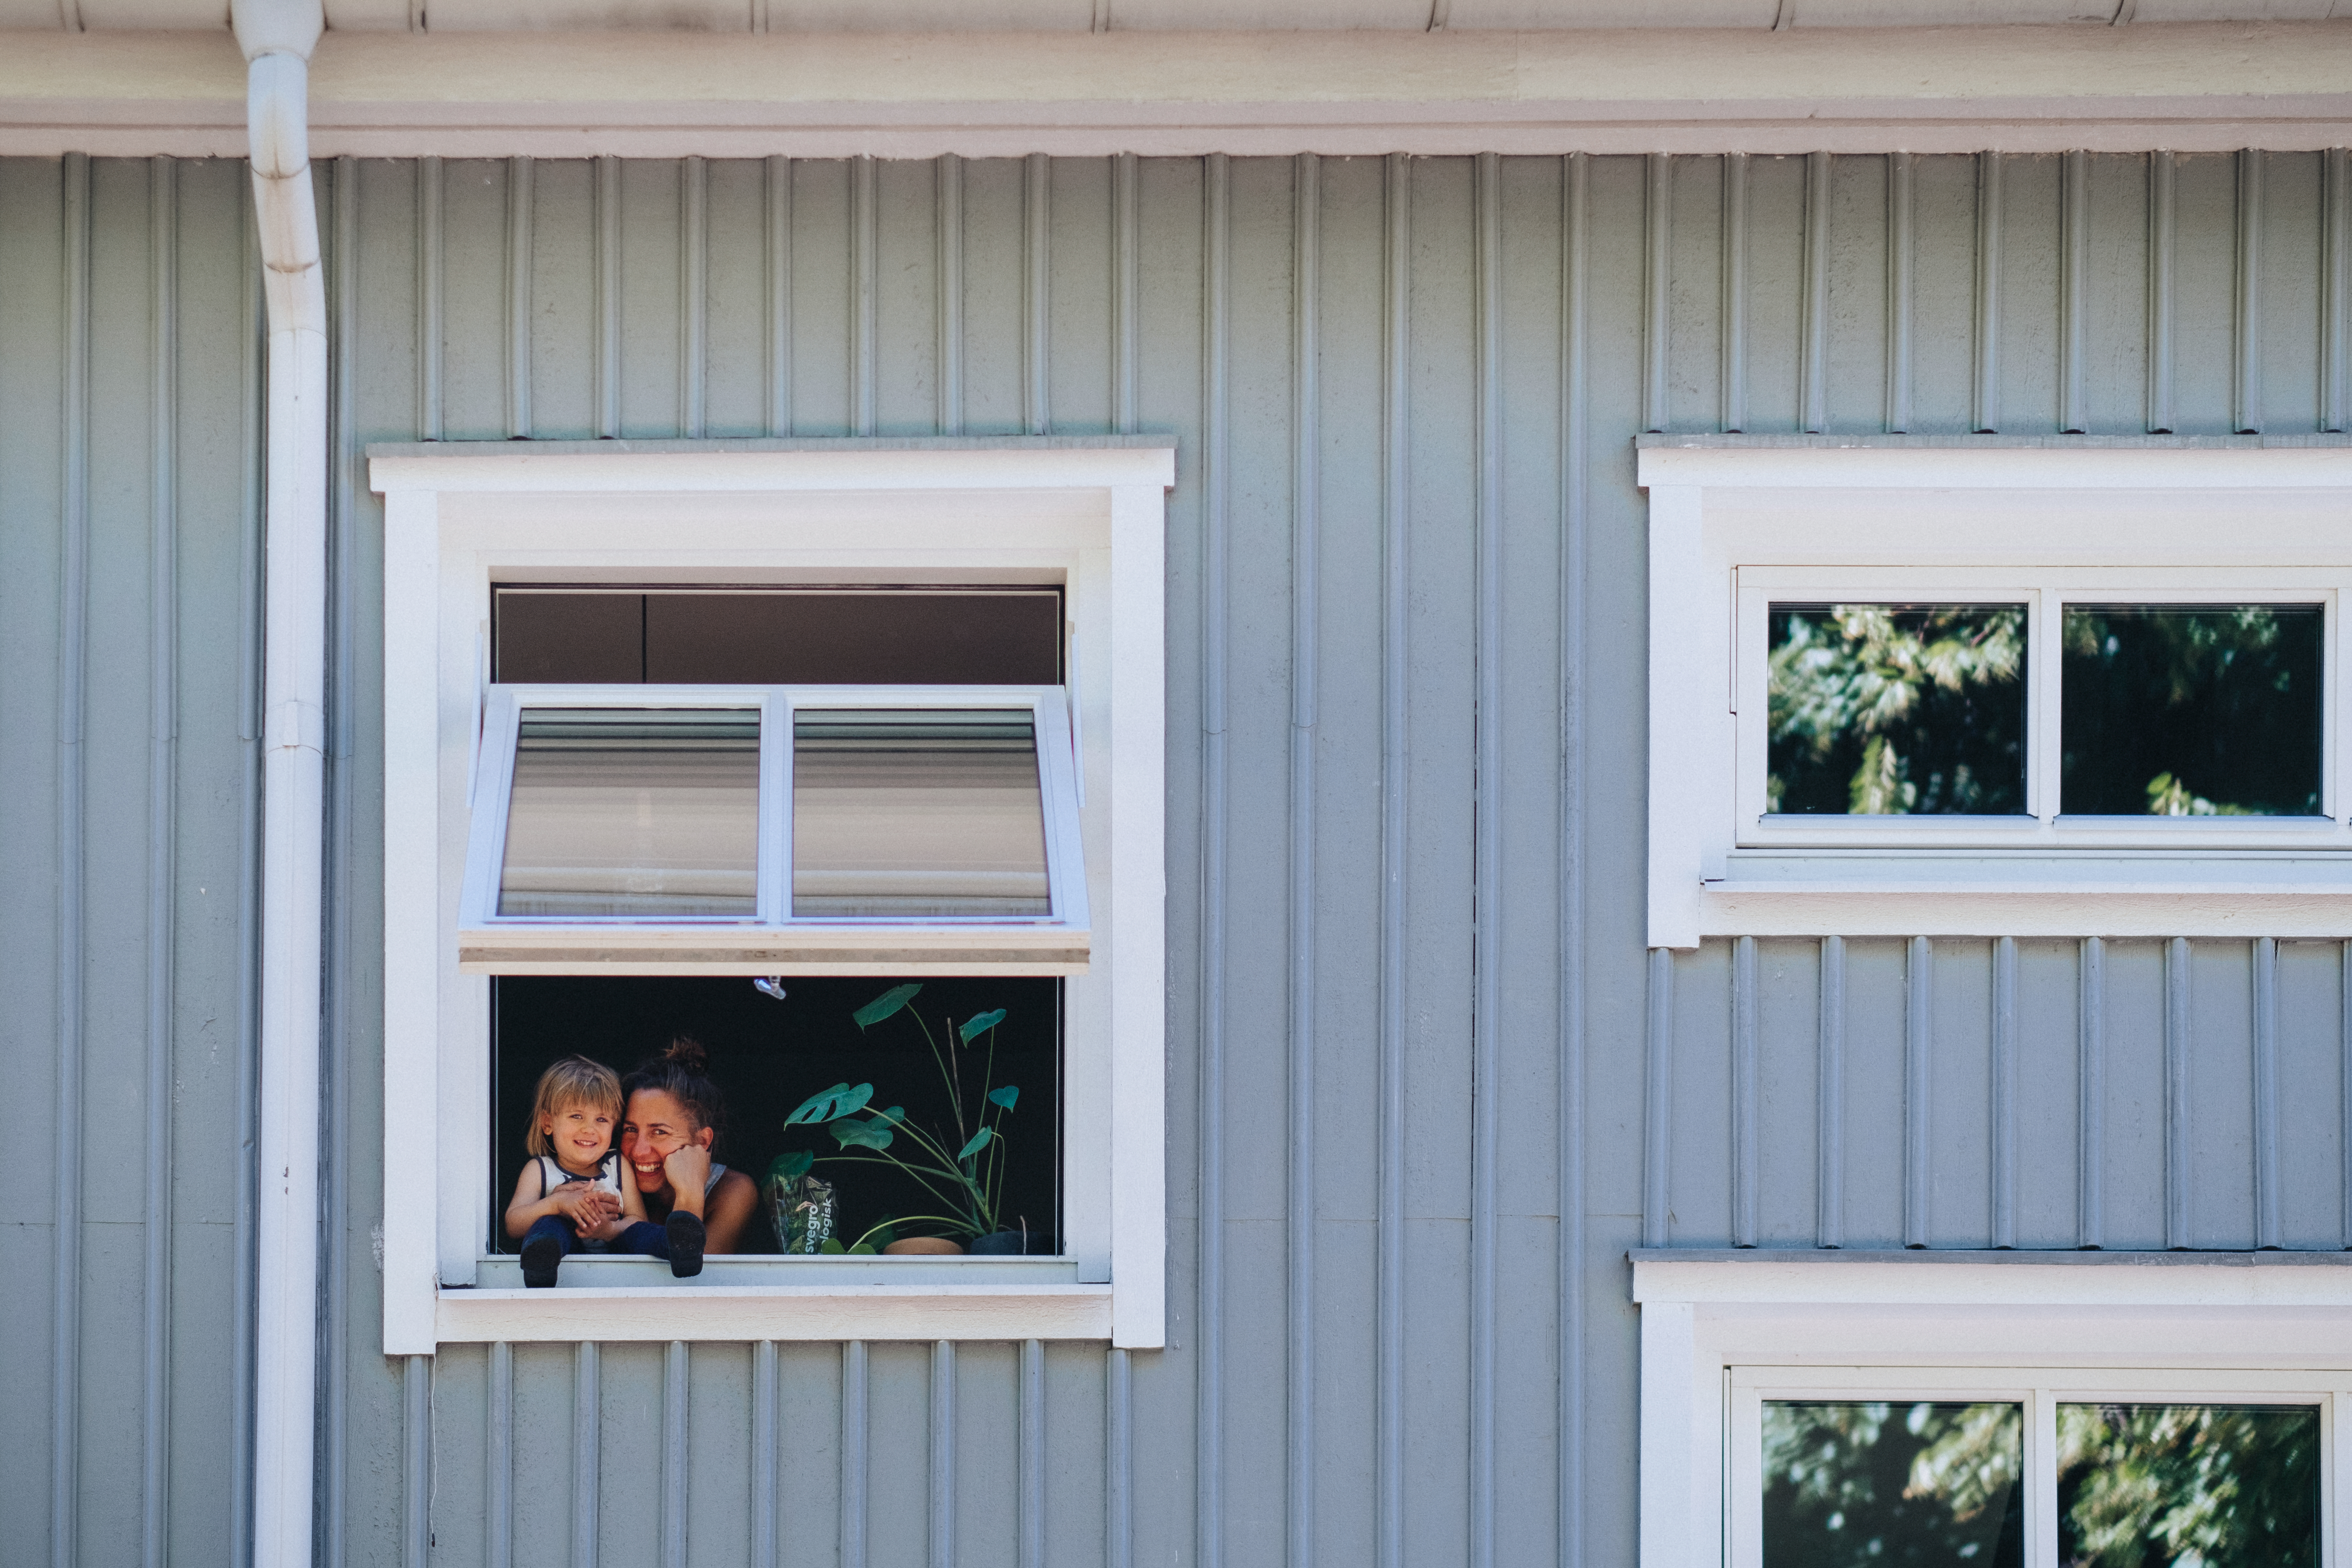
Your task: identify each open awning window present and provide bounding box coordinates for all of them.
[458,685,1087,975]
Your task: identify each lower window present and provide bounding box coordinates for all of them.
[1735,1369,2325,1568]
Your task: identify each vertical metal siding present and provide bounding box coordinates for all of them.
[13,149,2352,1568]
[0,153,263,1567]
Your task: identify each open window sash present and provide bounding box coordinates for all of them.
[457,684,1089,975]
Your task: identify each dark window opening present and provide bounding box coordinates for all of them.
[493,585,1064,686]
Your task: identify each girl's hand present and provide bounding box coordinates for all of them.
[663,1143,712,1214]
[570,1187,620,1232]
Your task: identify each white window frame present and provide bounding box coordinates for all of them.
[460,682,1089,973]
[372,439,1171,1354]
[1643,439,2352,949]
[1635,1252,2352,1568]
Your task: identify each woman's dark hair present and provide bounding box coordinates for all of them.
[621,1035,727,1149]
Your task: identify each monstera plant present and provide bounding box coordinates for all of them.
[770,983,1027,1252]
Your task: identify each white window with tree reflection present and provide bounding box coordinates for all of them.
[1640,439,2352,946]
[1734,1375,2326,1568]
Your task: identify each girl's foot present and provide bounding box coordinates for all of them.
[665,1211,706,1278]
[521,1233,562,1289]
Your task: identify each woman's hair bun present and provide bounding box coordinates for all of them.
[662,1035,710,1073]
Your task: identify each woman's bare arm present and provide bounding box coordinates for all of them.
[702,1169,760,1254]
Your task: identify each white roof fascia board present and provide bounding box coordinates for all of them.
[7,24,2352,156]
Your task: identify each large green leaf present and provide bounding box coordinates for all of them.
[853,984,923,1029]
[958,1008,1007,1043]
[767,1150,814,1183]
[830,1116,896,1151]
[956,1127,995,1161]
[783,1082,872,1126]
[987,1085,1019,1111]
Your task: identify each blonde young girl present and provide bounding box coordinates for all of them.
[504,1055,646,1289]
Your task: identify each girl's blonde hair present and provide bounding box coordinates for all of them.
[527,1055,624,1157]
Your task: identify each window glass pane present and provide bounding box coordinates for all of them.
[2061,604,2325,816]
[1764,1401,2024,1568]
[1767,604,2028,815]
[498,708,760,918]
[2058,1403,2319,1568]
[793,709,1051,917]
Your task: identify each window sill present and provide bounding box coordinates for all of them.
[438,1257,1110,1341]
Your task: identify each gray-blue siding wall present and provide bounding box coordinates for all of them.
[6,148,2352,1568]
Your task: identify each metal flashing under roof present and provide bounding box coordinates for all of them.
[13,0,2350,28]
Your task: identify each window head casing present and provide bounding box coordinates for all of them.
[1642,437,2352,948]
[374,438,1170,1353]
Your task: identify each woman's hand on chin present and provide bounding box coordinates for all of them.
[663,1143,712,1214]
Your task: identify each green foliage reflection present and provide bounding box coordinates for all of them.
[2056,1404,2317,1568]
[1764,1401,2024,1568]
[2059,605,2324,818]
[1767,605,2027,815]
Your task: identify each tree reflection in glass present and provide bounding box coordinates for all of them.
[1767,605,2027,815]
[1763,1401,2025,1568]
[2060,605,2324,817]
[2057,1404,2317,1568]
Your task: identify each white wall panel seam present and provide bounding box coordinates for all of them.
[1287,144,1320,1568]
[230,163,264,1568]
[2328,147,2349,434]
[1905,935,1932,1248]
[1377,147,1410,1568]
[2167,935,2194,1248]
[141,149,179,1568]
[2079,936,2107,1249]
[1992,935,2018,1249]
[321,148,359,1568]
[2148,150,2176,433]
[684,154,708,438]
[1731,936,1758,1248]
[1885,151,1912,434]
[1799,150,1829,435]
[1642,152,1668,433]
[508,154,531,439]
[767,155,791,437]
[1721,151,1748,434]
[2239,147,2265,434]
[417,154,441,440]
[2061,149,2088,434]
[1559,145,1591,1568]
[1469,143,1503,1568]
[1975,151,2002,433]
[1197,145,1231,1568]
[851,154,873,437]
[936,153,959,437]
[1644,947,1673,1247]
[51,143,90,1568]
[1817,936,1845,1248]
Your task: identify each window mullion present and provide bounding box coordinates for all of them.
[762,689,792,924]
[2029,1384,2058,1568]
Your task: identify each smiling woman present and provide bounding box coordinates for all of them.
[615,1038,762,1274]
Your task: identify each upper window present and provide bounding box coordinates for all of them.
[1641,438,2352,947]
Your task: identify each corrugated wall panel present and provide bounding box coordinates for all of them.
[0,154,262,1568]
[11,148,2352,1568]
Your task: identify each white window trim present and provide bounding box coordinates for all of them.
[372,438,1171,1354]
[460,682,1090,972]
[1634,1250,2352,1568]
[1642,438,2352,949]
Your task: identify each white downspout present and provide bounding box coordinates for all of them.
[232,2,328,1566]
